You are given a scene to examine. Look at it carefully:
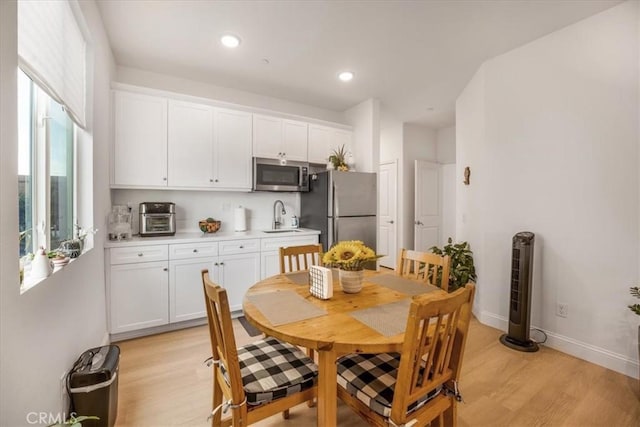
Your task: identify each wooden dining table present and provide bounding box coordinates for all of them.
[242,269,446,427]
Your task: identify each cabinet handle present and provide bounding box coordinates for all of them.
[209,179,213,183]
[215,179,219,183]
[387,220,394,224]
[282,152,286,156]
[239,245,244,249]
[163,267,168,271]
[214,262,219,266]
[193,249,198,253]
[137,253,143,257]
[163,177,167,181]
[220,262,225,266]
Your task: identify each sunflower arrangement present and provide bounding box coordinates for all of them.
[322,240,381,271]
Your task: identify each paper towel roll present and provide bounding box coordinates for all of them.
[234,206,247,231]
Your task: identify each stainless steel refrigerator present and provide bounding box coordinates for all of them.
[300,170,377,253]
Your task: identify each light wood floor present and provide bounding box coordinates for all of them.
[114,318,639,426]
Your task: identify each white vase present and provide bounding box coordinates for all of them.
[31,248,52,280]
[339,269,364,293]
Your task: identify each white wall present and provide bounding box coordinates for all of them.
[401,124,437,250]
[437,125,457,245]
[436,125,456,164]
[456,1,639,377]
[379,111,403,164]
[111,190,299,233]
[344,98,380,173]
[0,1,115,424]
[117,66,347,125]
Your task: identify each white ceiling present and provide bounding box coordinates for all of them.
[96,0,621,128]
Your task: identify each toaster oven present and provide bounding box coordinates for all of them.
[139,202,176,237]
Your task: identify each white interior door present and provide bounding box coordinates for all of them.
[414,160,441,252]
[378,161,397,268]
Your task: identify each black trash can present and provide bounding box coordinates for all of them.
[68,345,120,427]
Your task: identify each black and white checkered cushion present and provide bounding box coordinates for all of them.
[221,337,318,406]
[337,353,442,418]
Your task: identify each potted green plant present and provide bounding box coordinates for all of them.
[328,145,349,171]
[430,238,477,292]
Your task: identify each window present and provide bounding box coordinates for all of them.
[18,70,76,259]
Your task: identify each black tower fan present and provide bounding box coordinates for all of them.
[499,232,539,352]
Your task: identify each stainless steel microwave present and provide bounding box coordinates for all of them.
[253,157,309,192]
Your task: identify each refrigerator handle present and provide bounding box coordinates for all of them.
[333,217,338,244]
[333,182,339,219]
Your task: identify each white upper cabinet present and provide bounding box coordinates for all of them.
[252,114,283,159]
[214,108,253,190]
[308,124,331,164]
[308,124,351,165]
[282,119,308,161]
[253,115,308,162]
[167,100,215,188]
[113,91,168,187]
[112,88,350,189]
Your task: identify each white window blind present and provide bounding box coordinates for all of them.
[18,0,87,128]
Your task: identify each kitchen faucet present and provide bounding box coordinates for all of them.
[272,200,286,229]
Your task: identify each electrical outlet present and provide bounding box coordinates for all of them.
[557,303,568,318]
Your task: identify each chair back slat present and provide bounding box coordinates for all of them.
[279,244,323,274]
[396,249,451,291]
[391,283,476,423]
[201,270,246,406]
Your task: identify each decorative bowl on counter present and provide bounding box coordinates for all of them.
[199,218,221,233]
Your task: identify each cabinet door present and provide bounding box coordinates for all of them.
[167,100,214,188]
[214,108,252,190]
[253,114,282,159]
[260,251,281,280]
[169,257,215,323]
[113,92,168,187]
[218,252,261,312]
[110,261,169,333]
[307,124,331,164]
[282,119,308,162]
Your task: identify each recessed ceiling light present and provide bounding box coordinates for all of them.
[338,71,355,82]
[220,34,241,49]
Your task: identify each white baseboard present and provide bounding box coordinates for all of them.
[477,310,639,380]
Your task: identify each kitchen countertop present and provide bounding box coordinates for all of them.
[104,228,320,248]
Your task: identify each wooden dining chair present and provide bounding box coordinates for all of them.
[278,243,323,373]
[279,244,323,274]
[336,283,476,427]
[201,270,318,426]
[397,248,451,291]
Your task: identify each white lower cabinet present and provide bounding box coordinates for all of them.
[107,232,319,337]
[260,251,282,279]
[109,260,169,334]
[169,257,216,323]
[260,235,320,279]
[168,242,219,323]
[217,252,261,312]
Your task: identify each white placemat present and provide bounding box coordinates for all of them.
[246,290,327,326]
[367,273,440,296]
[285,269,339,286]
[349,299,411,337]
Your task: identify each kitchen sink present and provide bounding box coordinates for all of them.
[262,229,301,234]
